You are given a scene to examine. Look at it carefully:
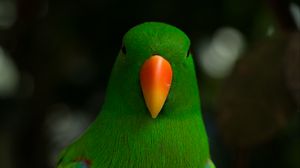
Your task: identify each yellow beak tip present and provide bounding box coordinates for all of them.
[151,115,157,119]
[150,112,159,119]
[147,106,161,119]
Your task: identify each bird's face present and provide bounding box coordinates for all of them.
[112,22,196,119]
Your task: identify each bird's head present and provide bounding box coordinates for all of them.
[106,22,198,119]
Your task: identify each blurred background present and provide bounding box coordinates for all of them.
[0,0,299,167]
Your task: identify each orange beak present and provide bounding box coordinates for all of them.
[140,55,173,118]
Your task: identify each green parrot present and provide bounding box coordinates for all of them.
[57,22,215,168]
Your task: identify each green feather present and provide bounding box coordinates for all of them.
[57,22,214,168]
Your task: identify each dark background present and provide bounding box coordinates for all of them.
[0,0,299,167]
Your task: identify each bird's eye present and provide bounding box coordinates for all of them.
[121,43,127,55]
[186,47,191,57]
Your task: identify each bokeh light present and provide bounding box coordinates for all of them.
[197,27,245,79]
[0,46,19,97]
[290,2,300,30]
[45,103,91,166]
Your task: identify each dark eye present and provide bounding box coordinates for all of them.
[121,43,127,55]
[186,47,191,57]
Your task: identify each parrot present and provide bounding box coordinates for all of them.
[57,22,215,168]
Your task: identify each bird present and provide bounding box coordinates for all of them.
[57,22,215,168]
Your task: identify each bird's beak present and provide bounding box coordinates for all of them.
[140,55,172,118]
